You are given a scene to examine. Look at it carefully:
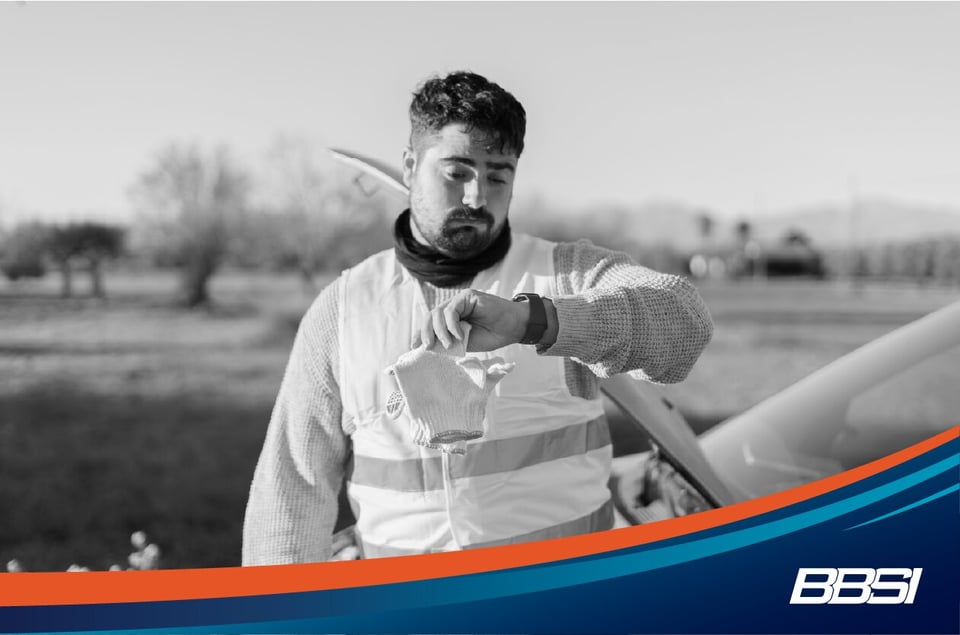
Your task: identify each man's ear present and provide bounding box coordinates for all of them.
[401,147,416,189]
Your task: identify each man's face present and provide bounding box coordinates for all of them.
[402,123,517,259]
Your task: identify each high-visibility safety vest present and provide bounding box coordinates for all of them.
[338,232,613,558]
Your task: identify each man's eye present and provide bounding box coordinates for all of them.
[488,175,508,185]
[446,170,467,180]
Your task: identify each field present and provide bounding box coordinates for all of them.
[1,270,957,571]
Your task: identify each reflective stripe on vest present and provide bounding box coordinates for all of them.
[345,444,612,552]
[360,499,615,559]
[348,415,610,492]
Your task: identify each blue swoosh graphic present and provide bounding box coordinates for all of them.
[844,482,959,530]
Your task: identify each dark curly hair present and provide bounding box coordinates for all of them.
[409,71,526,157]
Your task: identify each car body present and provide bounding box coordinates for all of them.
[607,297,960,524]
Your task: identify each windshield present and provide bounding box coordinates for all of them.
[699,303,960,501]
[834,344,959,468]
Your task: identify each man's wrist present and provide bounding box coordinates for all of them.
[538,297,559,350]
[512,293,548,345]
[511,293,559,349]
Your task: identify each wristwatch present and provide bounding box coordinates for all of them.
[512,292,548,345]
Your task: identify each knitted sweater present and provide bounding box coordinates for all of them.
[242,238,713,565]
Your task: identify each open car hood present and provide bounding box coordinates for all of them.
[601,374,736,508]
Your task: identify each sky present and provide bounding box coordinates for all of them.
[1,1,959,226]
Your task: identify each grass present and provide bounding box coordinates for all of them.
[1,270,311,570]
[1,270,957,570]
[1,384,271,570]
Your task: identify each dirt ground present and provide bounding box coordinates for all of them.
[1,270,956,570]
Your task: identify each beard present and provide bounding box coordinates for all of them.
[410,190,498,259]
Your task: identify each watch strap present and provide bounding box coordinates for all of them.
[512,293,548,345]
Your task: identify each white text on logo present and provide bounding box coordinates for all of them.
[789,568,922,605]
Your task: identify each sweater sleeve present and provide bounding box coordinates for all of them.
[544,239,714,384]
[242,281,348,565]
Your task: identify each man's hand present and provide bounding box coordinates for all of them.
[420,289,529,353]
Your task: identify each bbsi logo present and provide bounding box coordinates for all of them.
[790,568,922,605]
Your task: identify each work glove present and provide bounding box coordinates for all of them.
[385,323,514,454]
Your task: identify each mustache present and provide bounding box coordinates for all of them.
[446,208,494,224]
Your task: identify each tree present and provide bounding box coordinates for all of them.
[130,143,250,307]
[44,225,75,297]
[697,212,714,245]
[46,223,125,298]
[735,220,752,244]
[263,136,336,290]
[259,135,394,290]
[0,222,49,282]
[77,223,125,298]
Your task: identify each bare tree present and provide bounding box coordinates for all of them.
[131,143,249,307]
[262,135,392,291]
[264,136,333,291]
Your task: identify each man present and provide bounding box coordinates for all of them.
[242,71,713,564]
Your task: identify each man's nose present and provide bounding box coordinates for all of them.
[462,177,487,209]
